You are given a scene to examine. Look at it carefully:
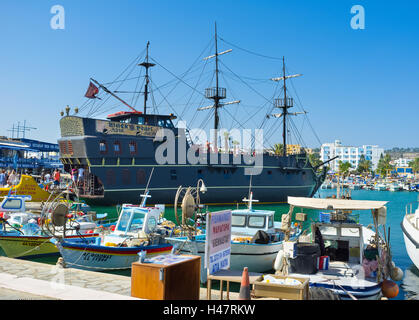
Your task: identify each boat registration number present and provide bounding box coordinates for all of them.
[81,252,112,262]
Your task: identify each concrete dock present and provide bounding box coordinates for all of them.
[0,257,242,300]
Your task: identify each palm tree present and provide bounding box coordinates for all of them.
[273,143,284,156]
[411,158,419,174]
[377,154,393,177]
[338,161,352,177]
[357,155,372,175]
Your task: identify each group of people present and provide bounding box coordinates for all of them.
[0,169,20,188]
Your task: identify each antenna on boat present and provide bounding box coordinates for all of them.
[269,57,303,156]
[242,192,259,211]
[140,167,155,207]
[242,175,258,211]
[198,23,239,152]
[138,41,155,115]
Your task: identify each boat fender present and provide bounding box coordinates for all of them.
[273,250,285,271]
[390,266,404,282]
[381,280,399,299]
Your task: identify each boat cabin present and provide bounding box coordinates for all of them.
[288,196,387,270]
[231,209,276,237]
[106,204,164,245]
[107,111,176,129]
[0,195,31,213]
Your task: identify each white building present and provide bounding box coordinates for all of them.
[320,140,384,172]
[392,158,413,168]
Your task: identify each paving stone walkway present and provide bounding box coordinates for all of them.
[0,257,243,300]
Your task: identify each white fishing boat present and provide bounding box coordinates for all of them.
[401,201,419,270]
[389,183,402,192]
[166,191,301,283]
[374,183,388,191]
[275,197,402,300]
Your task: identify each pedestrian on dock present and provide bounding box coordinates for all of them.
[71,167,78,185]
[44,171,51,183]
[78,166,84,184]
[7,170,18,186]
[0,170,5,187]
[53,169,61,188]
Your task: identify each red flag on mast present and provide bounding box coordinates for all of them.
[85,82,99,99]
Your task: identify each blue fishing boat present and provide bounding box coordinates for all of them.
[52,194,174,270]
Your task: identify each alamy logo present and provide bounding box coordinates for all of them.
[351,5,365,30]
[50,5,65,30]
[154,127,264,175]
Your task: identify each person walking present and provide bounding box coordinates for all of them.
[7,170,18,186]
[78,166,85,186]
[0,170,5,187]
[71,167,78,186]
[53,169,61,188]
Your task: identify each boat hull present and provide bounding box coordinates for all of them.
[0,234,98,259]
[56,238,173,271]
[401,215,419,270]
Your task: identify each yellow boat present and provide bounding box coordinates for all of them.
[0,175,52,202]
[0,234,99,259]
[0,235,59,258]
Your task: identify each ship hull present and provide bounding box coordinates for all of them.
[81,164,319,206]
[58,116,325,206]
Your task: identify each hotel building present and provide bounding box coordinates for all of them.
[320,140,384,172]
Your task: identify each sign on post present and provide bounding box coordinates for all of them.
[205,210,232,275]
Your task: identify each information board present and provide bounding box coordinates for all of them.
[205,210,232,275]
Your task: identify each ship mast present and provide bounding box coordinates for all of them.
[281,57,289,157]
[198,23,239,152]
[214,24,221,150]
[270,58,304,156]
[139,41,155,115]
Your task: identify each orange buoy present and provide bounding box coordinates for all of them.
[381,280,399,299]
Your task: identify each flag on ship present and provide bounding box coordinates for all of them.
[84,82,99,99]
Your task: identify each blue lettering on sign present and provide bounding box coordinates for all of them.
[211,212,230,224]
[220,258,229,268]
[212,262,220,274]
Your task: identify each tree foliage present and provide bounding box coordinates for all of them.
[377,154,393,177]
[411,158,419,173]
[357,154,372,174]
[273,143,284,156]
[338,161,352,176]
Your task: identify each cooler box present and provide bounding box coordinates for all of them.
[289,243,320,275]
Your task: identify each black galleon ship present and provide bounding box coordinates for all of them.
[58,28,329,206]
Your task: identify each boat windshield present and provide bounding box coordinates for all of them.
[116,208,146,233]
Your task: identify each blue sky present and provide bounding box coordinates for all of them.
[0,0,418,149]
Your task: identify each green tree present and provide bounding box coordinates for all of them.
[411,158,419,173]
[377,154,393,177]
[273,143,284,156]
[308,152,322,169]
[357,154,372,175]
[338,161,352,177]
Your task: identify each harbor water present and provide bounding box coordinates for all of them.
[1,189,418,300]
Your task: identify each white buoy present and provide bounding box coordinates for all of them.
[273,250,284,271]
[390,266,404,282]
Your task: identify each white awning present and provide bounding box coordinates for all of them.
[287,197,388,211]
